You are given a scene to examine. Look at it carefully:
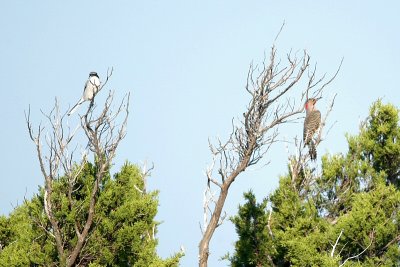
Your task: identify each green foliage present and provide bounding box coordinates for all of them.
[0,205,53,266]
[230,100,400,266]
[229,191,273,267]
[0,162,182,266]
[347,99,400,187]
[335,183,400,266]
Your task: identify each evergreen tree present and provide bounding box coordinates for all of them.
[229,100,400,266]
[347,100,400,187]
[230,192,273,267]
[0,162,182,266]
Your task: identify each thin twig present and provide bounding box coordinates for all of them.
[339,239,372,267]
[331,229,343,257]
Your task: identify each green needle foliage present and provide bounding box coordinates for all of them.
[229,100,400,266]
[230,192,273,266]
[0,162,182,266]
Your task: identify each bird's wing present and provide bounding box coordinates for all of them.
[83,79,89,93]
[303,120,308,143]
[303,110,321,144]
[90,76,101,94]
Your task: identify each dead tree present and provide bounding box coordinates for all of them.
[198,44,340,266]
[25,70,130,267]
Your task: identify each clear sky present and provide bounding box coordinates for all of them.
[1,1,399,266]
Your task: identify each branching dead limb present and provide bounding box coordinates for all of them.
[198,43,340,266]
[25,101,76,261]
[25,72,130,267]
[68,91,129,266]
[339,237,373,267]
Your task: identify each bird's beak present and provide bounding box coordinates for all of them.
[315,96,322,102]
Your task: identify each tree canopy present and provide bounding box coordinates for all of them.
[229,100,400,266]
[0,162,182,266]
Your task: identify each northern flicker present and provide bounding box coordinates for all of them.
[303,98,321,160]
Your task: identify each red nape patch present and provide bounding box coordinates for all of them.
[305,102,309,110]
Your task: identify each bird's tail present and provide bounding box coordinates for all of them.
[67,98,84,116]
[308,140,317,161]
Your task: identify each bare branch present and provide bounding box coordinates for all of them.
[273,20,285,43]
[199,42,340,266]
[26,73,130,267]
[68,90,130,267]
[339,237,372,267]
[378,233,400,255]
[331,229,343,257]
[267,211,274,238]
[25,100,66,260]
[133,185,144,194]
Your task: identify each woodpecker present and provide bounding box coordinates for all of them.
[303,98,321,161]
[68,72,101,116]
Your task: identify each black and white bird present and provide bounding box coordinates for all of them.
[67,72,101,116]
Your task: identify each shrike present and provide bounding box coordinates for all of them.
[68,72,101,116]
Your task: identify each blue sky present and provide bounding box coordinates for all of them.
[1,1,399,266]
